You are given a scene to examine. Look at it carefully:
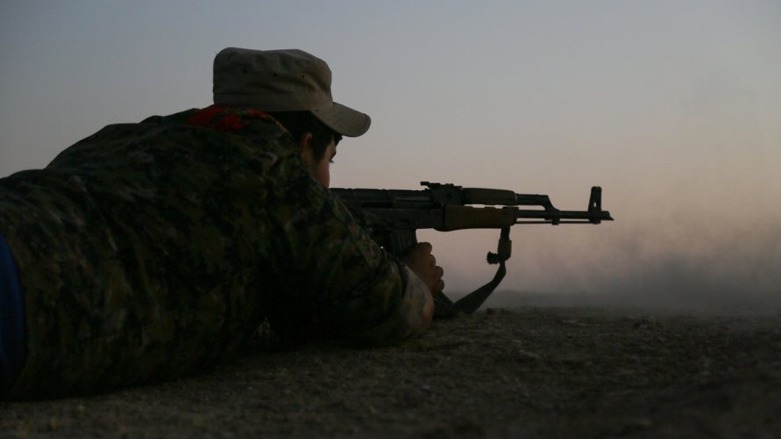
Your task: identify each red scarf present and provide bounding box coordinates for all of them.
[186,105,278,132]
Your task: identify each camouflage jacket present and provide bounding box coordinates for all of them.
[0,106,430,398]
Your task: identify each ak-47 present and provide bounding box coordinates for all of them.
[331,182,613,318]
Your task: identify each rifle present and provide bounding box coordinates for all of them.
[331,182,613,318]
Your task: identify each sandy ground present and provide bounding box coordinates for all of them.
[1,305,780,438]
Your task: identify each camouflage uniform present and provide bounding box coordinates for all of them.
[0,106,429,399]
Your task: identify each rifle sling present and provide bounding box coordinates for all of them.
[433,261,507,319]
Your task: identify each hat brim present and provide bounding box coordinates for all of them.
[311,102,371,138]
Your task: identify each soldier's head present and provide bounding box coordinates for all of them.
[212,47,370,187]
[270,110,342,188]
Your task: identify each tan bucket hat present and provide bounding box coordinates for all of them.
[212,47,371,137]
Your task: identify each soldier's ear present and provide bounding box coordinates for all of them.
[298,132,315,166]
[298,132,313,152]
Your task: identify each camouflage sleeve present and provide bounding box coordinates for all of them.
[262,154,431,346]
[345,263,432,345]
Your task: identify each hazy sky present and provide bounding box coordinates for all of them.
[2,1,780,309]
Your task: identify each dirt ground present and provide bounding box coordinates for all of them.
[1,305,780,438]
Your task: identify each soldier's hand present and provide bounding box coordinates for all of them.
[402,242,445,295]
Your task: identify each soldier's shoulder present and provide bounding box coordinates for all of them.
[139,108,200,125]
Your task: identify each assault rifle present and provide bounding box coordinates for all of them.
[331,182,613,318]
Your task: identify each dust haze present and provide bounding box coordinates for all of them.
[427,215,781,313]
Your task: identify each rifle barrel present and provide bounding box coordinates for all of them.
[514,208,613,225]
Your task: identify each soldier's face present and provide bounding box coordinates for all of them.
[301,137,336,188]
[309,142,336,188]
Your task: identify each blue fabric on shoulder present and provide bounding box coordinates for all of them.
[0,233,26,394]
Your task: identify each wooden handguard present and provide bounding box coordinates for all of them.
[441,206,516,231]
